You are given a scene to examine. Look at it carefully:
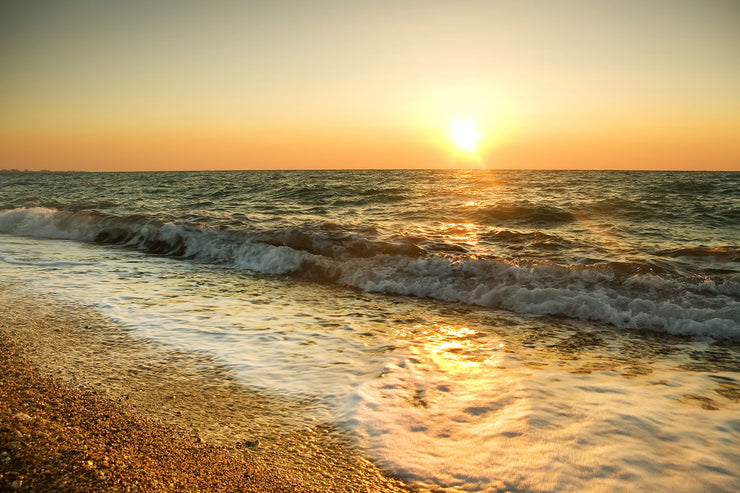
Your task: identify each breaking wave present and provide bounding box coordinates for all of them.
[1,206,738,340]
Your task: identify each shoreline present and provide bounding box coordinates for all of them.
[0,285,411,492]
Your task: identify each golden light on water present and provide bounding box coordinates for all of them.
[405,324,503,372]
[438,221,483,249]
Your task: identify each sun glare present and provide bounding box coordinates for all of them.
[451,120,480,153]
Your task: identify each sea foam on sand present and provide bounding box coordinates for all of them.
[1,234,739,492]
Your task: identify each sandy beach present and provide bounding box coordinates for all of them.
[0,284,411,492]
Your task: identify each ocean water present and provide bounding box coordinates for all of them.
[1,169,738,491]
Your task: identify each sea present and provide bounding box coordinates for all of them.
[1,169,738,492]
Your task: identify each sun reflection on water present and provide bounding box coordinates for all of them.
[401,323,504,373]
[354,320,531,491]
[437,222,484,251]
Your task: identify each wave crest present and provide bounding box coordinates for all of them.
[1,207,737,340]
[475,203,576,226]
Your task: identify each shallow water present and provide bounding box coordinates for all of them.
[1,170,738,491]
[1,234,738,492]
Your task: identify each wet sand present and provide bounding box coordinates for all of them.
[0,285,411,492]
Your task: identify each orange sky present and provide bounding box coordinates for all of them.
[1,1,739,171]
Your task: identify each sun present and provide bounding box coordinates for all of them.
[451,120,480,153]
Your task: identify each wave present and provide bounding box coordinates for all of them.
[583,197,657,220]
[473,203,576,226]
[483,230,575,251]
[1,207,738,340]
[659,247,740,262]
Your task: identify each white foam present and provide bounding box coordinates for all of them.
[0,207,84,240]
[344,351,740,492]
[232,242,318,274]
[341,256,740,340]
[1,207,737,340]
[2,234,739,492]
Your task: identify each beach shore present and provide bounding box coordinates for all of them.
[0,285,411,492]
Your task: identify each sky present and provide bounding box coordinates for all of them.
[1,0,739,171]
